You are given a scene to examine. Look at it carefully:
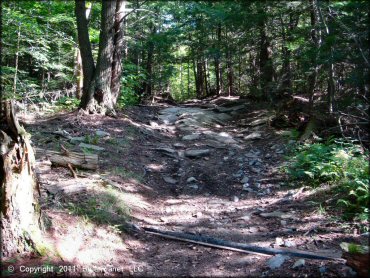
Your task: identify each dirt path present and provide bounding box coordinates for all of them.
[4,98,365,277]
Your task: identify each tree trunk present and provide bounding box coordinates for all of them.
[214,23,222,95]
[75,2,92,100]
[76,0,125,115]
[110,0,126,106]
[258,3,273,98]
[1,101,43,257]
[143,21,155,99]
[85,0,116,115]
[75,0,95,109]
[13,24,21,97]
[226,30,234,97]
[307,0,321,114]
[196,59,204,98]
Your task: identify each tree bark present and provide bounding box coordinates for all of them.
[85,0,116,115]
[307,0,321,114]
[76,0,126,115]
[75,2,92,99]
[111,0,126,106]
[1,101,43,257]
[258,2,273,98]
[214,23,222,95]
[143,21,156,99]
[75,0,95,109]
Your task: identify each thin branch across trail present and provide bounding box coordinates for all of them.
[143,227,343,261]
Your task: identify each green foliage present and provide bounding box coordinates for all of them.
[286,139,369,220]
[55,97,79,111]
[84,134,99,145]
[117,62,145,108]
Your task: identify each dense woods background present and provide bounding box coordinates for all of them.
[2,1,368,118]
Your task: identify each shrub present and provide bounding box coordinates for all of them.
[286,139,369,221]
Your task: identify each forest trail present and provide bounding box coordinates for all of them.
[9,97,359,277]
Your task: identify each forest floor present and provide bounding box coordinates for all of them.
[3,97,367,277]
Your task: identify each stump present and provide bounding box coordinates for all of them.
[0,100,44,257]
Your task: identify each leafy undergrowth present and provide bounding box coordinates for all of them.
[286,138,369,223]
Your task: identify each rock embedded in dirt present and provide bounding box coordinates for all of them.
[260,210,295,219]
[95,130,110,137]
[240,176,249,183]
[184,149,210,158]
[244,132,262,140]
[248,117,270,127]
[163,176,177,184]
[188,184,199,190]
[214,104,246,113]
[182,134,200,141]
[233,170,244,178]
[275,237,284,246]
[284,240,296,247]
[70,136,85,143]
[267,255,288,270]
[242,183,250,191]
[173,143,185,148]
[292,259,305,269]
[186,177,197,183]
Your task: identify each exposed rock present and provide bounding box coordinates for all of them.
[244,132,262,140]
[188,184,199,190]
[241,176,249,183]
[173,143,186,148]
[233,196,239,202]
[239,214,251,221]
[248,117,270,127]
[214,104,246,113]
[79,143,105,151]
[187,177,197,183]
[242,183,250,191]
[185,149,210,158]
[70,136,85,143]
[284,240,296,247]
[95,130,110,137]
[260,210,295,219]
[267,255,288,270]
[163,176,177,184]
[275,237,284,246]
[155,147,177,158]
[149,121,159,127]
[233,170,244,178]
[292,259,305,269]
[182,134,200,141]
[158,114,178,125]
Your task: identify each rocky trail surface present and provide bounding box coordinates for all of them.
[5,97,366,277]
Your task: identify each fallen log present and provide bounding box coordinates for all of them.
[36,148,98,170]
[143,227,343,261]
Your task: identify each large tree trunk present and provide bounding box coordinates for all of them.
[258,2,273,98]
[76,0,126,115]
[1,101,43,257]
[142,21,156,99]
[111,0,126,106]
[75,0,95,109]
[85,0,116,115]
[214,23,222,96]
[75,2,92,99]
[307,0,321,115]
